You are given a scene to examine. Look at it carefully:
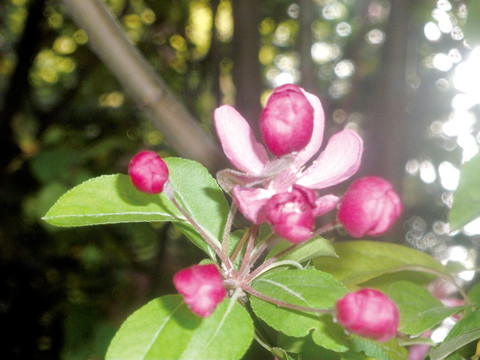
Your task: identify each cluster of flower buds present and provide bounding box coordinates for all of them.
[215,83,401,243]
[126,84,403,343]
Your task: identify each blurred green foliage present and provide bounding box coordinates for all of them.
[0,0,478,359]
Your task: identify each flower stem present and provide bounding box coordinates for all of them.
[164,183,231,268]
[238,225,258,276]
[230,226,251,264]
[222,203,237,266]
[312,220,341,238]
[244,242,300,283]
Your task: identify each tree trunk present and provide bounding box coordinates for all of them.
[232,0,262,132]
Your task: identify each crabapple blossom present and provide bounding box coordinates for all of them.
[264,186,316,243]
[214,84,363,225]
[336,288,400,342]
[173,264,226,318]
[337,176,402,238]
[259,84,314,156]
[128,151,169,194]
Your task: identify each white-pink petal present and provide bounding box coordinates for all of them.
[296,129,363,189]
[214,105,269,174]
[293,90,326,169]
[232,186,273,224]
[313,194,339,217]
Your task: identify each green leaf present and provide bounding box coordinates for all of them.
[43,158,230,258]
[249,269,347,337]
[388,281,463,335]
[449,152,480,231]
[165,158,230,251]
[349,336,407,360]
[463,1,480,47]
[106,295,253,360]
[43,174,181,226]
[267,236,337,263]
[312,315,350,352]
[429,328,480,360]
[314,241,448,285]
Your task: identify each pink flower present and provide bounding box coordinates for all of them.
[214,84,363,224]
[173,264,226,318]
[336,288,400,342]
[128,151,169,194]
[264,186,316,243]
[259,84,314,156]
[337,176,402,238]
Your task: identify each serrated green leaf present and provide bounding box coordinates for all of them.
[43,158,229,258]
[312,315,350,352]
[43,174,182,226]
[165,158,229,252]
[314,241,448,285]
[388,281,463,335]
[249,269,347,337]
[449,152,480,231]
[106,295,253,360]
[267,237,337,263]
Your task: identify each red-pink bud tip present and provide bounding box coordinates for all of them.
[336,288,399,342]
[128,151,169,194]
[337,176,402,238]
[173,264,226,318]
[264,185,316,243]
[259,84,314,157]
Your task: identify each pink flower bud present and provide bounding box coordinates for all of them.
[173,264,226,318]
[264,185,316,243]
[337,176,402,238]
[259,84,314,157]
[128,151,169,194]
[336,288,399,342]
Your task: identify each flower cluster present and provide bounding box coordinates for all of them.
[215,84,401,243]
[126,83,403,341]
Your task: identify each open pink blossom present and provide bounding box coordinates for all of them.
[214,84,363,224]
[173,264,226,318]
[264,186,316,243]
[337,176,402,238]
[336,288,399,342]
[128,151,169,194]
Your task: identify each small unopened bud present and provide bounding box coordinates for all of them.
[128,151,169,194]
[173,264,226,318]
[336,288,399,342]
[259,84,314,157]
[264,185,316,243]
[337,176,402,238]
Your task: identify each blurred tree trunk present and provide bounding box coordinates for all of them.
[232,0,262,131]
[364,1,414,192]
[61,0,227,173]
[298,0,318,94]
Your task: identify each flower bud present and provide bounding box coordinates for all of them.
[173,264,226,318]
[264,185,316,243]
[128,151,169,194]
[259,84,314,157]
[336,288,399,342]
[337,176,402,238]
